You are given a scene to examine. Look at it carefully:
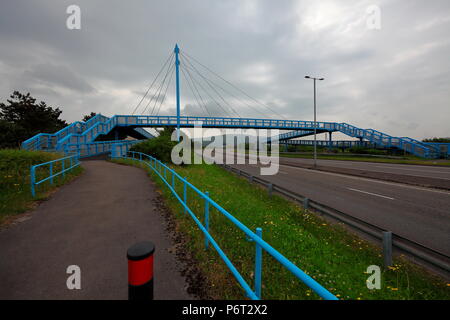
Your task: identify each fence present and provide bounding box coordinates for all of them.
[30,154,80,197]
[114,151,338,300]
[221,164,450,275]
[65,140,140,158]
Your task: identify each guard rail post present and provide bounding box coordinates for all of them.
[303,197,309,209]
[50,162,53,185]
[383,231,393,268]
[254,227,263,299]
[31,166,36,198]
[62,159,65,179]
[267,183,273,197]
[204,191,210,250]
[183,177,187,214]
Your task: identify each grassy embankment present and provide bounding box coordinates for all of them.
[112,157,449,300]
[280,152,450,166]
[0,149,83,225]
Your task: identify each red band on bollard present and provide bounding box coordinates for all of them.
[128,255,154,286]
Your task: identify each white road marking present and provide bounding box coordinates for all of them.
[347,188,395,200]
[374,165,450,175]
[285,160,450,179]
[278,164,450,195]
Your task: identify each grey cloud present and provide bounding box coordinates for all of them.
[24,63,95,93]
[0,0,449,139]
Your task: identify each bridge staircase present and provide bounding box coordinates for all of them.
[21,114,153,156]
[279,123,439,158]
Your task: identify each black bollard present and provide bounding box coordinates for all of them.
[127,241,155,300]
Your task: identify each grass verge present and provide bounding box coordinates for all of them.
[112,157,449,300]
[0,149,83,225]
[280,153,450,166]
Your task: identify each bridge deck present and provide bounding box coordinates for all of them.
[0,160,193,299]
[21,114,444,159]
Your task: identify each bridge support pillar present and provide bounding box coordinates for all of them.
[328,132,332,151]
[174,44,181,142]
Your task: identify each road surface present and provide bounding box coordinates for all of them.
[280,157,450,181]
[231,162,450,256]
[0,160,193,300]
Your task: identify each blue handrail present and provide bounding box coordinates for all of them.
[30,154,80,197]
[22,113,439,158]
[117,151,338,300]
[64,139,141,158]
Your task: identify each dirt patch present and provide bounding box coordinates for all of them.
[0,211,32,232]
[152,191,213,300]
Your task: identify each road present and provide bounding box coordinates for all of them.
[231,162,450,256]
[0,160,193,300]
[280,157,450,181]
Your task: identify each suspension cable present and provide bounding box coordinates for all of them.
[141,60,174,115]
[181,55,241,118]
[179,63,233,118]
[180,62,211,117]
[181,50,286,119]
[131,52,174,115]
[155,64,175,116]
[150,63,175,116]
[183,64,211,117]
[182,55,270,119]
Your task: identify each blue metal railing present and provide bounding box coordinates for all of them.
[110,141,141,158]
[64,140,141,158]
[283,140,375,148]
[22,114,110,151]
[22,114,153,152]
[30,154,80,197]
[425,142,450,158]
[115,151,338,300]
[278,130,317,140]
[22,113,439,159]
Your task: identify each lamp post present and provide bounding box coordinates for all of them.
[305,76,324,168]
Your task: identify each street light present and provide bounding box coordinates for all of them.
[305,76,324,168]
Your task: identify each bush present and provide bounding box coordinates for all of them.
[130,127,178,163]
[423,137,450,143]
[348,147,386,155]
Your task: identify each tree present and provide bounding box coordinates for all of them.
[82,112,97,122]
[0,91,68,148]
[423,137,450,143]
[130,127,177,163]
[157,126,175,138]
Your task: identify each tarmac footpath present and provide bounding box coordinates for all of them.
[0,160,193,300]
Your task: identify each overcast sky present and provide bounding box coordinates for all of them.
[0,0,449,139]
